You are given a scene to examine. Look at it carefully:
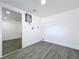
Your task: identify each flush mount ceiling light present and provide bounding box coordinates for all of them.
[6,11,10,14]
[41,0,46,5]
[4,17,7,20]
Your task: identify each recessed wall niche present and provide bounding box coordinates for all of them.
[25,13,32,24]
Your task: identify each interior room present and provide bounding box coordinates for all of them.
[0,0,79,59]
[2,7,22,56]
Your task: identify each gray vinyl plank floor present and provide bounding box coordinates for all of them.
[2,38,22,55]
[1,41,79,59]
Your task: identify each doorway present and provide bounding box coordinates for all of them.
[2,7,22,56]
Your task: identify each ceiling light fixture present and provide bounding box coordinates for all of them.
[6,11,10,14]
[41,0,46,5]
[4,17,7,20]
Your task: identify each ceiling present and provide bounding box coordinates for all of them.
[2,7,22,22]
[0,0,79,17]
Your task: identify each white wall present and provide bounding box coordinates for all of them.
[22,14,43,48]
[0,6,2,58]
[2,21,22,41]
[42,8,79,50]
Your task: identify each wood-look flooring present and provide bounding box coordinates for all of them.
[2,38,22,55]
[1,41,79,59]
